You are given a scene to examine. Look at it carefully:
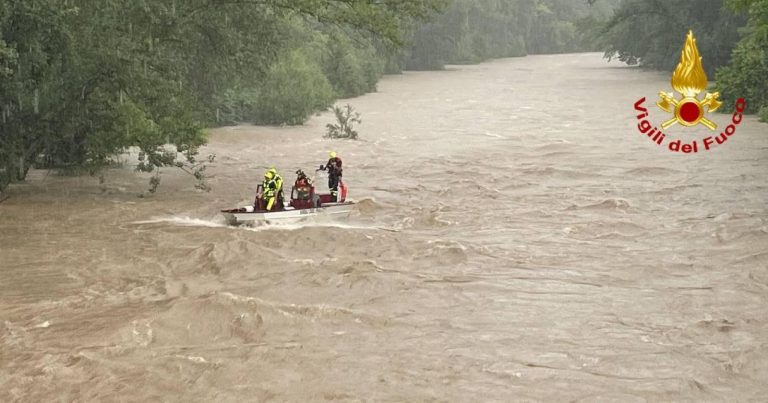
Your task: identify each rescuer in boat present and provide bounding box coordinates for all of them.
[294,169,312,201]
[268,167,284,203]
[258,168,283,211]
[318,151,342,201]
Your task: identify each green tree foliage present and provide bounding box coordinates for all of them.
[322,32,383,98]
[254,51,335,125]
[597,0,747,75]
[714,0,768,117]
[213,19,388,125]
[596,0,767,119]
[0,0,445,192]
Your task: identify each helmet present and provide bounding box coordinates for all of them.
[264,171,274,180]
[268,167,277,175]
[329,151,337,159]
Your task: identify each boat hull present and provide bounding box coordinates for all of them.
[222,202,355,225]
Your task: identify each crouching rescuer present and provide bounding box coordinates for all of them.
[257,168,283,211]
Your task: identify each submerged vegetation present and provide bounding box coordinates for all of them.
[325,105,362,140]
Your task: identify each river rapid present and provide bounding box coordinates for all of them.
[1,53,767,402]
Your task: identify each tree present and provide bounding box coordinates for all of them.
[0,0,446,193]
[325,104,361,140]
[404,0,621,70]
[597,0,746,75]
[714,0,768,118]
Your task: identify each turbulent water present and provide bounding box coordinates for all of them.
[2,53,768,402]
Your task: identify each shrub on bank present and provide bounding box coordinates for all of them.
[253,51,334,125]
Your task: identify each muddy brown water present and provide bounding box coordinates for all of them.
[2,53,767,402]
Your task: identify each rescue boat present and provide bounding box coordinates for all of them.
[221,172,353,225]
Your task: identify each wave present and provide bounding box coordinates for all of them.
[529,141,575,153]
[520,166,606,180]
[131,216,229,228]
[714,227,768,245]
[392,206,454,230]
[565,198,632,211]
[601,199,632,210]
[115,293,266,347]
[483,131,507,139]
[732,251,768,266]
[624,166,684,176]
[353,197,384,215]
[414,240,468,264]
[218,292,388,325]
[129,215,398,233]
[573,220,647,236]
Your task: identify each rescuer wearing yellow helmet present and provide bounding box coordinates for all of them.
[318,151,342,200]
[260,168,283,211]
[267,167,284,200]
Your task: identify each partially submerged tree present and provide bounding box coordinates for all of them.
[325,104,361,140]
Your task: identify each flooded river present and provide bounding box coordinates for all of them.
[2,53,767,401]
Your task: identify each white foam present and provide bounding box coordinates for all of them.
[484,131,506,139]
[130,215,398,233]
[130,216,228,228]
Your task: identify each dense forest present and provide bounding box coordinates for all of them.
[1,0,765,192]
[404,0,621,70]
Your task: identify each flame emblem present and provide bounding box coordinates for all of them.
[657,30,722,130]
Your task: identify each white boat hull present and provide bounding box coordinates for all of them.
[222,202,355,225]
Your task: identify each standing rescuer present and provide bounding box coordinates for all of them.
[319,151,342,200]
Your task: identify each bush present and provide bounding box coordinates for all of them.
[254,51,334,125]
[759,105,768,122]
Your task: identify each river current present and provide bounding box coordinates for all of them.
[2,53,767,402]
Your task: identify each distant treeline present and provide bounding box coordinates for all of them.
[403,0,621,70]
[596,0,768,119]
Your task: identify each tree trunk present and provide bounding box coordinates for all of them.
[18,156,24,181]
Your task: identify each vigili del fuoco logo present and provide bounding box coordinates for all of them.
[633,30,746,153]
